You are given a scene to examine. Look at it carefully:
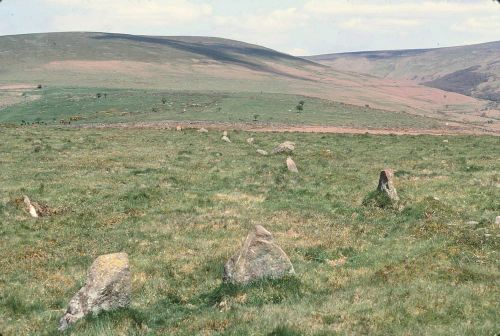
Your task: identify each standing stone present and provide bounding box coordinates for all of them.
[223,131,228,137]
[257,149,268,156]
[59,253,131,331]
[286,157,298,173]
[23,195,39,218]
[495,216,500,225]
[246,138,254,145]
[223,225,295,284]
[272,141,295,154]
[176,126,182,131]
[222,135,231,143]
[377,169,399,202]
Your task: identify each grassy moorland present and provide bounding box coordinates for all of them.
[0,125,498,335]
[1,32,494,131]
[0,87,440,129]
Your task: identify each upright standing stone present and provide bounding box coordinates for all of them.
[223,131,228,137]
[176,126,182,131]
[23,195,39,218]
[377,169,399,202]
[286,157,298,173]
[58,253,131,331]
[223,225,295,284]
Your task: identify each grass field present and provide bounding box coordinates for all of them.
[0,87,440,129]
[0,125,498,335]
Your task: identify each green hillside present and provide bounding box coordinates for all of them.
[306,41,500,102]
[0,32,497,131]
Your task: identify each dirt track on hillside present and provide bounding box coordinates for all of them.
[76,121,499,136]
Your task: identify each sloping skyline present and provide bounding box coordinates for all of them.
[1,0,499,55]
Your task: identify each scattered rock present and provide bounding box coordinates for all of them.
[495,216,500,225]
[466,221,479,226]
[198,128,208,133]
[23,195,39,218]
[222,135,231,143]
[257,149,268,156]
[223,225,295,284]
[59,253,131,331]
[21,195,56,217]
[176,126,182,131]
[272,141,295,154]
[286,157,298,173]
[443,139,449,143]
[246,138,254,145]
[377,169,399,202]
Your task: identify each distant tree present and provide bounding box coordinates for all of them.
[96,93,102,99]
[296,100,305,112]
[37,84,42,89]
[161,97,167,104]
[253,114,259,122]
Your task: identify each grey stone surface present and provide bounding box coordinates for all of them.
[223,225,295,284]
[272,141,295,154]
[59,253,131,331]
[286,157,298,173]
[377,169,399,202]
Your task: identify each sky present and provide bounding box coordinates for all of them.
[0,0,499,55]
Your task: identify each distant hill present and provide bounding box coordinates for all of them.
[306,41,500,102]
[0,32,320,85]
[0,32,497,131]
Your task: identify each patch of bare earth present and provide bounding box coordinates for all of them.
[75,120,498,136]
[0,84,41,109]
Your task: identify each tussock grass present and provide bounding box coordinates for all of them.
[0,126,498,335]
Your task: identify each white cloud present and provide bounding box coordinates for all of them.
[214,8,307,33]
[339,18,422,32]
[304,0,493,16]
[451,15,500,34]
[288,47,310,56]
[47,0,213,30]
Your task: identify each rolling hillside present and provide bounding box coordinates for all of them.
[0,32,498,131]
[306,41,500,102]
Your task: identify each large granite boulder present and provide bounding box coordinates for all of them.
[377,169,399,202]
[223,225,295,284]
[59,253,131,331]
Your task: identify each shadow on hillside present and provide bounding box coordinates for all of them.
[92,33,317,81]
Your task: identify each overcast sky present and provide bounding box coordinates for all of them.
[0,0,499,55]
